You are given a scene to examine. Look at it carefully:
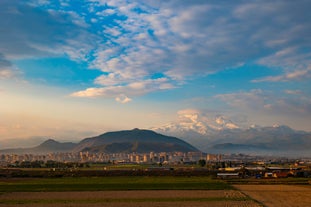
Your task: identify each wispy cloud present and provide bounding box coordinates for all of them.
[216,89,311,117]
[253,67,311,82]
[1,0,311,102]
[0,54,21,79]
[71,77,175,98]
[284,90,302,95]
[0,1,97,72]
[79,0,311,101]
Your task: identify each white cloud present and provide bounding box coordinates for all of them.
[216,89,311,118]
[71,77,175,99]
[253,67,311,82]
[284,90,302,95]
[0,1,97,68]
[87,0,310,96]
[2,0,311,100]
[115,94,132,104]
[70,87,107,98]
[104,26,122,37]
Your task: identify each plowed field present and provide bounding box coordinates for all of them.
[235,185,311,207]
[0,190,261,207]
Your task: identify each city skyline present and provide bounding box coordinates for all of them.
[1,0,311,141]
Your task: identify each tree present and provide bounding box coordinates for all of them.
[198,159,206,167]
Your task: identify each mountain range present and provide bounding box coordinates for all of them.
[153,116,311,157]
[0,129,199,154]
[1,122,310,157]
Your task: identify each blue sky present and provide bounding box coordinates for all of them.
[0,0,311,140]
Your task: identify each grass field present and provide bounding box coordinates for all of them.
[226,177,310,185]
[0,176,232,192]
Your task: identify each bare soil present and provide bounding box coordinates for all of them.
[0,190,241,199]
[234,185,311,207]
[0,190,261,207]
[0,202,261,207]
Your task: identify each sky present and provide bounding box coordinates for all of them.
[0,0,311,141]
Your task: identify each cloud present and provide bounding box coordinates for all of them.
[0,1,97,70]
[81,0,310,97]
[0,53,20,79]
[0,69,15,79]
[71,77,175,99]
[216,89,268,110]
[284,90,302,95]
[115,94,132,104]
[216,89,311,117]
[2,1,310,100]
[252,67,311,82]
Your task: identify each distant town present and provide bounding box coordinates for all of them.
[1,151,310,179]
[2,151,208,166]
[0,129,310,179]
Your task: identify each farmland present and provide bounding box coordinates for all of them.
[0,176,231,192]
[0,190,261,207]
[0,176,310,206]
[235,185,311,207]
[0,176,261,207]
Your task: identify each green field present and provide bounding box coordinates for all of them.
[226,177,311,185]
[0,176,232,192]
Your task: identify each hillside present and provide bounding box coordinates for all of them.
[73,128,199,153]
[0,129,199,154]
[0,139,77,154]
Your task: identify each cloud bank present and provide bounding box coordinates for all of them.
[1,0,309,101]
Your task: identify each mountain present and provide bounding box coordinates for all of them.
[0,139,77,154]
[154,122,311,156]
[0,129,199,154]
[73,128,199,153]
[33,139,77,153]
[0,137,48,149]
[1,126,310,157]
[153,114,240,137]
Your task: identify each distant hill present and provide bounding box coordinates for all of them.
[34,139,77,153]
[73,128,199,153]
[0,129,199,154]
[0,139,77,154]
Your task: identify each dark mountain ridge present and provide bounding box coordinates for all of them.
[0,129,199,154]
[73,128,198,153]
[35,139,77,153]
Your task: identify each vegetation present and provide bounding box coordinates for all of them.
[227,177,311,185]
[0,176,232,192]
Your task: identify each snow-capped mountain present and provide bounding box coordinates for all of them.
[152,112,311,156]
[152,110,241,137]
